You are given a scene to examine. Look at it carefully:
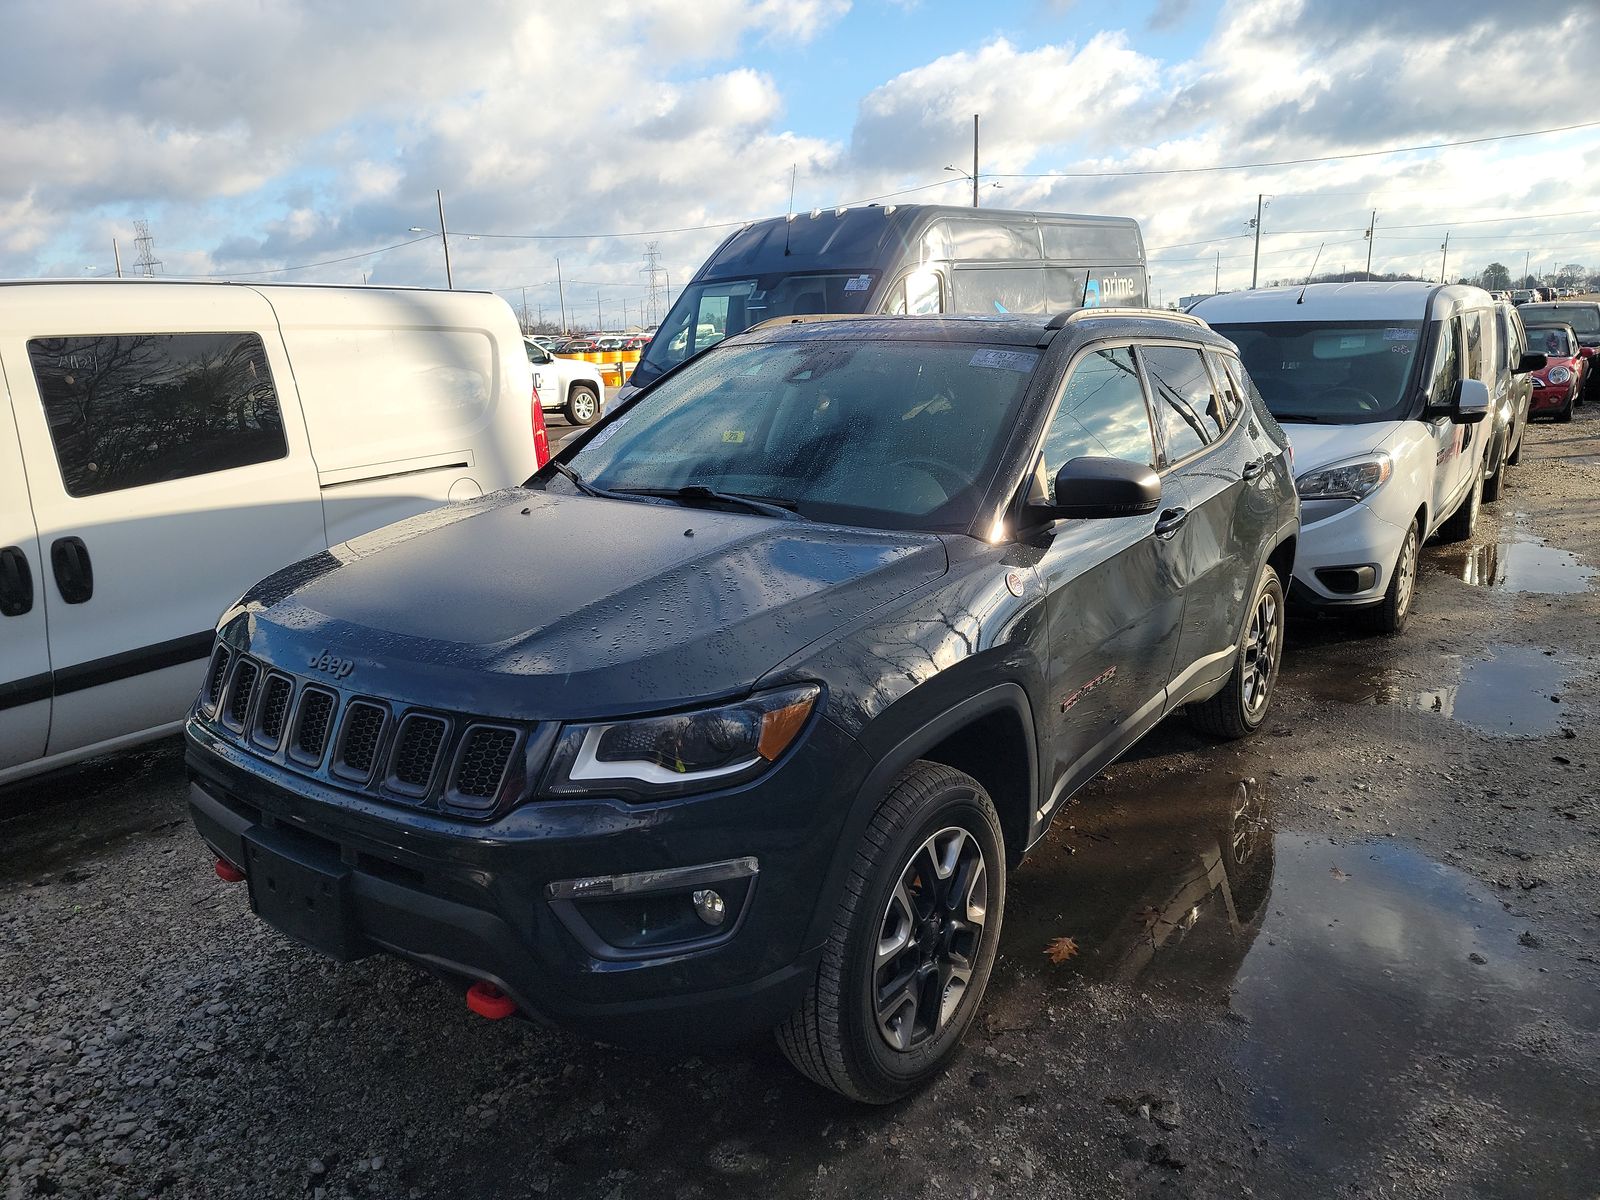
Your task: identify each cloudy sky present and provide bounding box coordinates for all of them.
[4,0,1597,320]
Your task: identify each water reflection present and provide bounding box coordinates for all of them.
[1431,537,1596,594]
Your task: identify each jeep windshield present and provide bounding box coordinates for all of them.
[1210,320,1424,424]
[560,336,1038,532]
[630,272,879,388]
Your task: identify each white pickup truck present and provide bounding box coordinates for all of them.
[524,336,605,425]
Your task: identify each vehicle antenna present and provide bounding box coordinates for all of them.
[785,164,797,257]
[1297,243,1326,304]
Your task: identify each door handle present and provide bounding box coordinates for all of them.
[1154,507,1189,538]
[0,546,33,617]
[50,536,94,605]
[1241,457,1266,481]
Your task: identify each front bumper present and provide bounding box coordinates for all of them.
[186,713,868,1046]
[1531,382,1575,413]
[1288,497,1411,608]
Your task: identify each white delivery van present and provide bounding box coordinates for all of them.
[1192,283,1538,635]
[0,280,541,786]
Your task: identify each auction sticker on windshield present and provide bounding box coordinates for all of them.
[969,349,1039,373]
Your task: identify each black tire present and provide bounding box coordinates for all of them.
[564,384,600,425]
[1482,448,1505,503]
[1189,565,1285,740]
[1507,428,1523,466]
[1435,468,1481,544]
[775,762,1004,1103]
[1555,394,1575,423]
[1357,519,1420,636]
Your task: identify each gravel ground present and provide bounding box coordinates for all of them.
[4,406,1599,1199]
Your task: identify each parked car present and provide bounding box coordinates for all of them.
[528,335,564,351]
[619,204,1149,401]
[0,280,542,787]
[524,336,606,425]
[1194,283,1537,634]
[1524,324,1586,422]
[593,337,626,352]
[1485,297,1535,497]
[187,309,1298,1102]
[557,337,598,353]
[621,335,650,351]
[1515,301,1600,400]
[1511,290,1536,305]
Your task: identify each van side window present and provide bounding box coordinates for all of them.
[883,271,942,316]
[1139,344,1223,461]
[1463,309,1487,382]
[950,268,1047,315]
[1042,348,1156,497]
[27,333,287,498]
[1427,319,1461,408]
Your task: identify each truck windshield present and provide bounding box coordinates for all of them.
[632,272,878,387]
[1209,320,1424,424]
[564,336,1038,532]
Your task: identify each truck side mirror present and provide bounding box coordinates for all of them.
[1451,378,1490,425]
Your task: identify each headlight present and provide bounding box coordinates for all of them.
[541,685,820,801]
[1296,453,1393,502]
[1548,366,1572,385]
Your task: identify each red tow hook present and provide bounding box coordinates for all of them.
[214,858,246,883]
[466,981,517,1020]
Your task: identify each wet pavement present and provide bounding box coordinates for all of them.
[4,409,1600,1198]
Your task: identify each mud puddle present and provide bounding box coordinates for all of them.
[1293,644,1573,736]
[1429,535,1596,594]
[994,772,1600,1190]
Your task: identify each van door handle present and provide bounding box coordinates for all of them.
[50,536,94,605]
[1241,457,1266,481]
[0,546,33,617]
[1154,507,1189,538]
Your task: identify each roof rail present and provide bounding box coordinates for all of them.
[743,313,864,334]
[1045,306,1208,330]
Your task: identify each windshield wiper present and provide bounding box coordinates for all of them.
[616,485,803,521]
[1271,412,1328,423]
[547,459,637,502]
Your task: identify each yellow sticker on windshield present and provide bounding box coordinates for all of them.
[722,430,746,443]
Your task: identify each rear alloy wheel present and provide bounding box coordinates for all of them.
[1189,565,1285,740]
[776,761,1004,1103]
[564,384,600,425]
[1358,519,1419,636]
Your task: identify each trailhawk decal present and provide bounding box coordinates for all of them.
[1061,666,1117,712]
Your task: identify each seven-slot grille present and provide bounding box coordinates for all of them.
[206,647,521,813]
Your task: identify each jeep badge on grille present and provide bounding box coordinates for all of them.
[308,650,356,680]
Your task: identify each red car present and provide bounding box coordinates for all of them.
[1526,323,1585,422]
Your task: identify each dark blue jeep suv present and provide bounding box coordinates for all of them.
[187,311,1298,1101]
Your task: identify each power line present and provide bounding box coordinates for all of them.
[169,235,436,279]
[990,118,1600,180]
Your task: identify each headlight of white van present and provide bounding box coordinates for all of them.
[1548,366,1572,385]
[540,685,820,801]
[1296,453,1393,502]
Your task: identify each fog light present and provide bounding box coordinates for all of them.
[692,889,726,927]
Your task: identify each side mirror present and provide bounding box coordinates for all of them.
[1451,378,1491,425]
[1515,352,1548,375]
[1044,457,1162,520]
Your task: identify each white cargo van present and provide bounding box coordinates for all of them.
[0,280,541,786]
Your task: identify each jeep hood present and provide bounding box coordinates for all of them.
[226,490,948,721]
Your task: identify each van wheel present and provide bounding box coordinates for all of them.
[775,762,1004,1103]
[1482,452,1505,503]
[1507,430,1524,466]
[564,385,600,425]
[1358,520,1419,636]
[1189,566,1285,740]
[1435,469,1481,544]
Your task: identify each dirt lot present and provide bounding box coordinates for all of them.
[4,408,1599,1200]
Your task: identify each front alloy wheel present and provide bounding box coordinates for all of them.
[1189,565,1286,740]
[873,827,988,1052]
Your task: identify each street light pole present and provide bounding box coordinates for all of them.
[1364,210,1377,279]
[556,258,567,334]
[972,114,979,209]
[112,238,122,278]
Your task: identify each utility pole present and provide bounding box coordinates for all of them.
[1524,250,1531,288]
[556,258,567,334]
[1364,210,1377,279]
[435,190,453,290]
[519,287,531,331]
[132,219,162,276]
[1250,195,1264,289]
[596,294,603,334]
[972,114,980,208]
[112,238,122,278]
[1439,232,1450,285]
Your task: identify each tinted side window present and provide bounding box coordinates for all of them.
[1205,350,1242,424]
[28,333,287,498]
[1495,308,1512,371]
[950,267,1047,315]
[1042,347,1156,498]
[1427,319,1461,408]
[1139,344,1222,462]
[1463,309,1487,382]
